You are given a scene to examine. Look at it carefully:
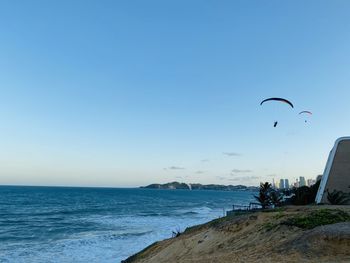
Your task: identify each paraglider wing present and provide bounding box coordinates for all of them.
[299,111,312,115]
[260,97,294,108]
[299,111,312,123]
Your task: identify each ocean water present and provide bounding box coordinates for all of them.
[0,186,256,263]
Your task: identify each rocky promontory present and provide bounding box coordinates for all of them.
[141,181,258,191]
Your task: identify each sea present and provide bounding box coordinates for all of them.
[0,186,256,263]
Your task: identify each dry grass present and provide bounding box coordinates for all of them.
[123,206,350,263]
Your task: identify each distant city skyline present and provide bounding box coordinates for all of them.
[1,1,350,187]
[274,176,317,189]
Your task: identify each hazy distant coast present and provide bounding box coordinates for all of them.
[140,181,259,191]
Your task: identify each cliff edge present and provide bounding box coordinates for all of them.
[123,206,350,263]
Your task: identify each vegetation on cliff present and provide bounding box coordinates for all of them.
[123,206,350,263]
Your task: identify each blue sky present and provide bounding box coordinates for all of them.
[0,1,350,187]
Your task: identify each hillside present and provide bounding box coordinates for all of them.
[141,182,258,191]
[123,206,350,263]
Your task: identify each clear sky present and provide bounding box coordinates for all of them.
[0,0,350,187]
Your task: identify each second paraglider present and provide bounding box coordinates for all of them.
[299,111,312,123]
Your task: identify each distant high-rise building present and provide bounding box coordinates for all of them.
[285,179,289,189]
[294,178,299,188]
[279,179,285,189]
[299,176,306,187]
[307,179,316,186]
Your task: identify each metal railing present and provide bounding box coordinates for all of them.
[227,202,262,216]
[232,202,262,211]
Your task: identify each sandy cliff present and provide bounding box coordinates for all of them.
[123,206,350,263]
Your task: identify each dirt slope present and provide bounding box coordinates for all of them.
[123,206,350,263]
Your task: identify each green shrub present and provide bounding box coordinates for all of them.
[282,209,350,229]
[327,189,350,205]
[290,180,320,206]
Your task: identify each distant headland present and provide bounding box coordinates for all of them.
[140,181,258,191]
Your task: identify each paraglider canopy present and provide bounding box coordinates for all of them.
[299,111,312,123]
[299,111,312,115]
[260,97,294,127]
[260,97,294,108]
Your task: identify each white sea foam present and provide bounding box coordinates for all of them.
[0,187,256,263]
[1,210,225,263]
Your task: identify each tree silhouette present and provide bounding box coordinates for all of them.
[269,190,283,207]
[254,182,272,209]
